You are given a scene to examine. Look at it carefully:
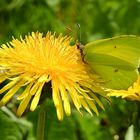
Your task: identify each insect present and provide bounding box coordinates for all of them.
[67,25,140,90]
[83,35,140,90]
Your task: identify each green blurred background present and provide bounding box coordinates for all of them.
[0,0,140,140]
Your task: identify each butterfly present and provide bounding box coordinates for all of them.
[83,35,140,90]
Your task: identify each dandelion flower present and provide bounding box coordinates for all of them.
[0,32,104,120]
[107,76,140,101]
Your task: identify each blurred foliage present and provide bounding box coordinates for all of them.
[0,0,140,140]
[0,0,140,44]
[0,110,23,140]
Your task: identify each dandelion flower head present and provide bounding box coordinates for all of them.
[0,32,104,120]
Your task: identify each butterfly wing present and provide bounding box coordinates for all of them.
[84,35,140,89]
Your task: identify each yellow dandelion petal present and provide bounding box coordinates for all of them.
[87,99,99,116]
[17,94,32,117]
[0,74,7,83]
[67,85,82,113]
[17,83,33,100]
[30,82,41,95]
[0,79,25,105]
[80,98,93,115]
[0,32,105,120]
[0,78,19,94]
[59,81,71,116]
[30,82,45,111]
[88,92,105,110]
[52,80,64,121]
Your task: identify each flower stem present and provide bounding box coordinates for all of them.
[37,105,46,140]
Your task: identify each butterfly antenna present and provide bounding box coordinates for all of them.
[76,23,81,43]
[65,26,73,36]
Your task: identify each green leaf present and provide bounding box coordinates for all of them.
[0,109,23,140]
[73,112,111,140]
[27,100,78,140]
[84,35,140,89]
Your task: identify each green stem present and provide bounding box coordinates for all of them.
[37,105,46,140]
